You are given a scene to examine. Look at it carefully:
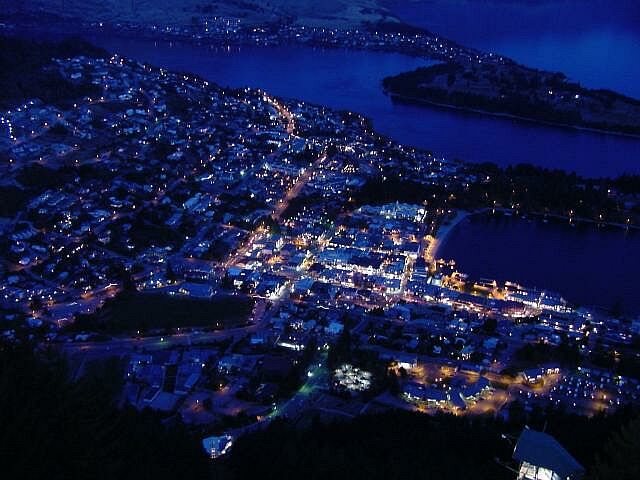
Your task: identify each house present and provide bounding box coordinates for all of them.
[293,277,315,296]
[176,282,215,299]
[402,382,449,408]
[458,377,492,403]
[513,428,584,480]
[149,391,182,412]
[202,434,233,458]
[218,354,250,374]
[325,320,344,336]
[250,332,270,346]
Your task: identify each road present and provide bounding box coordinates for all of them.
[224,150,326,269]
[58,298,270,356]
[262,93,295,135]
[227,350,329,440]
[273,150,326,219]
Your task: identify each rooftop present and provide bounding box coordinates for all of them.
[513,428,584,479]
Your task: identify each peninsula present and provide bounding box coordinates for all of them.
[383,62,640,136]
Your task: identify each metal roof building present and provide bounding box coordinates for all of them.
[513,428,585,480]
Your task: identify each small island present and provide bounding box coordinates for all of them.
[383,62,640,135]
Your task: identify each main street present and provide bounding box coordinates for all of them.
[224,148,327,269]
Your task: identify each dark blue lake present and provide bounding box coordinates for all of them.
[388,0,640,99]
[438,214,640,315]
[87,36,640,178]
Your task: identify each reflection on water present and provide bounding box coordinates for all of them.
[438,213,640,314]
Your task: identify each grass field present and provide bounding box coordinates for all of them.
[70,291,253,333]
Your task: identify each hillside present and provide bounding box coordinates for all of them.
[0,0,400,28]
[0,35,107,109]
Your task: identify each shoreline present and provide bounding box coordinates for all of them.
[386,91,640,141]
[7,23,640,151]
[428,209,478,261]
[431,208,640,316]
[429,207,639,262]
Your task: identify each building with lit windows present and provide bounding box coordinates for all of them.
[513,428,584,480]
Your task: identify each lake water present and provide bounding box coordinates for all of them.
[438,214,640,315]
[388,0,640,99]
[87,36,640,178]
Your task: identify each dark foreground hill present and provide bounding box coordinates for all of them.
[1,340,639,479]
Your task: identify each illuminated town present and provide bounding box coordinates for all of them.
[1,53,638,436]
[1,2,640,478]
